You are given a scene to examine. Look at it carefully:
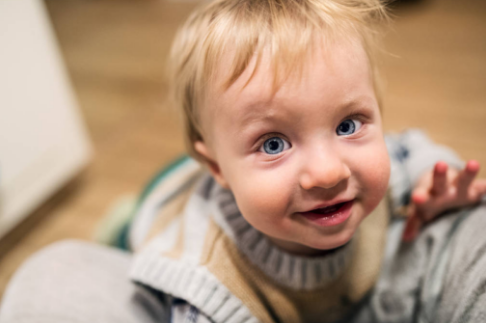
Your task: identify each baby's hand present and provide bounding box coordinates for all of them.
[402,160,486,242]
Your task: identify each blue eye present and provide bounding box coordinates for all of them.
[260,137,291,155]
[336,119,362,136]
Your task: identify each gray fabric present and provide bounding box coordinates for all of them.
[2,206,485,323]
[147,204,486,323]
[347,204,486,323]
[437,204,486,323]
[0,240,170,323]
[385,129,464,213]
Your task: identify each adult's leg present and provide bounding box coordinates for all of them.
[0,240,169,323]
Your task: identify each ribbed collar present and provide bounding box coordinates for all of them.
[208,179,355,291]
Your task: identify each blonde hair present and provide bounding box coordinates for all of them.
[168,0,389,161]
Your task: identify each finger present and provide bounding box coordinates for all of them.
[470,179,486,200]
[457,160,480,198]
[431,161,448,195]
[474,179,486,194]
[411,188,428,205]
[402,214,423,242]
[412,189,439,222]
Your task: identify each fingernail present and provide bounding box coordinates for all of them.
[412,193,427,204]
[435,162,448,173]
[467,160,480,172]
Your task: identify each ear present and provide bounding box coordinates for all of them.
[194,141,230,189]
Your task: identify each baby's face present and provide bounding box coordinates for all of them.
[196,40,390,255]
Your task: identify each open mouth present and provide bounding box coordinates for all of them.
[300,200,354,226]
[311,202,347,215]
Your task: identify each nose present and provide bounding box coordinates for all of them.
[299,148,351,191]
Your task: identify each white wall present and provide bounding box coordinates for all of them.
[0,0,92,238]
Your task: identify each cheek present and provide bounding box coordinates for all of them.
[356,146,390,211]
[229,165,295,229]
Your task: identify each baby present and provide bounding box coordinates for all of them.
[125,0,486,322]
[1,0,485,322]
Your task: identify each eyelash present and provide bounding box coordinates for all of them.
[343,113,369,125]
[255,113,369,154]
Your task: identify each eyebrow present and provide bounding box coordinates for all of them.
[340,99,377,120]
[237,95,376,130]
[235,101,278,130]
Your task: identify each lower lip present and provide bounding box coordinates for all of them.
[299,200,354,227]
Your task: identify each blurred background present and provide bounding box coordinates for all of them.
[0,0,485,298]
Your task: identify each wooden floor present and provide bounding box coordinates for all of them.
[0,0,485,298]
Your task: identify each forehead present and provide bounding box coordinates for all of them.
[203,39,375,138]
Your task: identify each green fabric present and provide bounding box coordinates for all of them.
[95,155,191,251]
[92,195,137,248]
[133,155,191,211]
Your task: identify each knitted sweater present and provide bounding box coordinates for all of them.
[128,130,486,323]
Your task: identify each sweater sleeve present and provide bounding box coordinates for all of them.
[385,129,464,216]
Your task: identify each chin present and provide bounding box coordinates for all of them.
[308,239,351,251]
[308,232,355,251]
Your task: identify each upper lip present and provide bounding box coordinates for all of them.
[301,199,354,213]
